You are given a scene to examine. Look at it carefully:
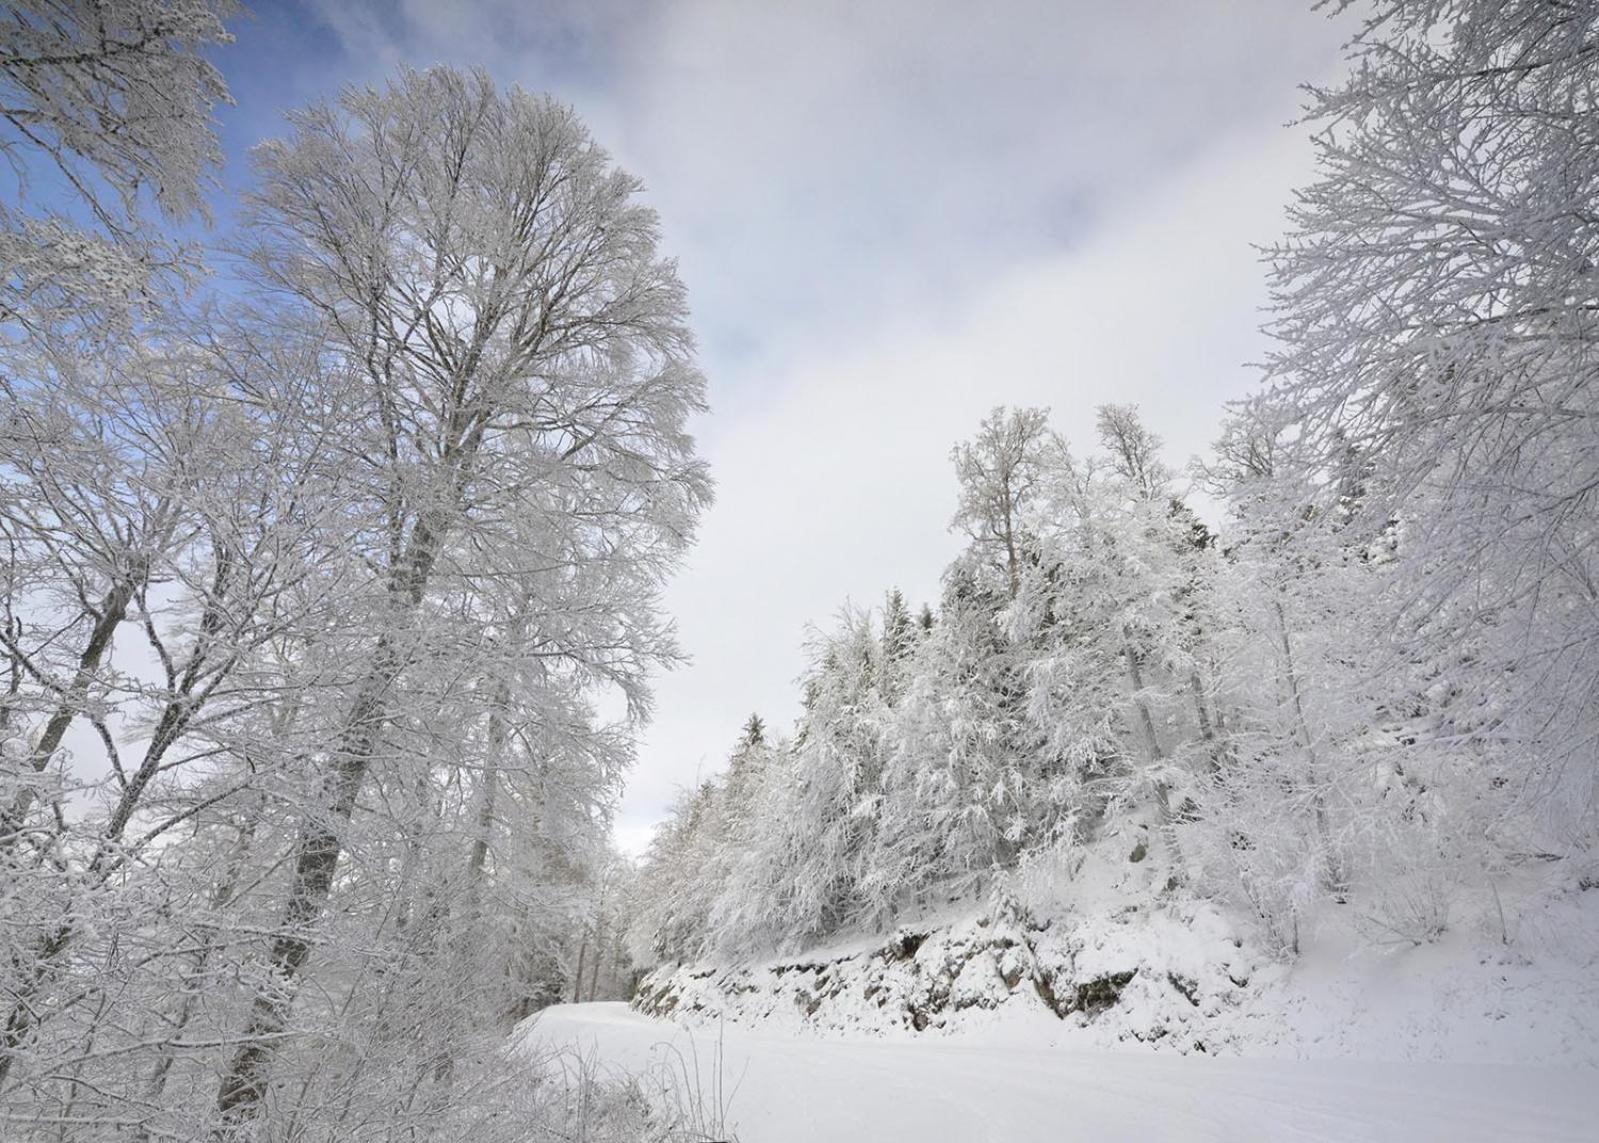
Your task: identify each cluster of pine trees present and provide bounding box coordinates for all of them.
[631,0,1599,967]
[2,8,703,1140]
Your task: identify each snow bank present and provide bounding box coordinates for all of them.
[637,893,1266,1054]
[634,858,1599,1065]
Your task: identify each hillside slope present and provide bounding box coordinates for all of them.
[632,846,1599,1066]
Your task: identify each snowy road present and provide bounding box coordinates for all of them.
[522,1002,1598,1142]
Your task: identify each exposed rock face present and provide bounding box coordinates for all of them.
[632,886,1599,1066]
[633,898,1259,1052]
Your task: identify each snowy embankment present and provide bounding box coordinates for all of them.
[521,1001,1599,1142]
[557,845,1599,1137]
[631,853,1599,1066]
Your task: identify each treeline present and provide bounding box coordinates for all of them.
[2,7,705,1140]
[630,0,1599,967]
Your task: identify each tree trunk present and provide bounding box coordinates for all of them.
[586,877,609,1002]
[466,683,508,885]
[0,924,73,1091]
[1123,643,1167,799]
[215,637,398,1134]
[139,802,262,1141]
[1189,671,1223,775]
[217,490,458,1133]
[1124,642,1185,874]
[1271,598,1344,894]
[1,569,142,853]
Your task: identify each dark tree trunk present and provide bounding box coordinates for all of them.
[1,570,142,852]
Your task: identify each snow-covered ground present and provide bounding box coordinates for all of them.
[556,846,1599,1138]
[522,1001,1599,1142]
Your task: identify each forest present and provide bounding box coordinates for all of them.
[2,0,1596,1141]
[2,4,696,1138]
[630,0,1599,969]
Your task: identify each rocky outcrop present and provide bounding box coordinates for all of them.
[633,897,1260,1052]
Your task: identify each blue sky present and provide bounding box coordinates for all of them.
[199,0,1353,852]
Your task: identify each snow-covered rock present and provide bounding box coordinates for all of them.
[636,892,1264,1053]
[634,876,1599,1066]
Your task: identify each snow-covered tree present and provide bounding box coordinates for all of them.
[1,0,236,333]
[210,67,710,1131]
[0,55,710,1139]
[867,560,1032,916]
[951,406,1062,599]
[1265,0,1599,854]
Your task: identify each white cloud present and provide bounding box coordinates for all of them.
[608,0,1345,369]
[302,0,1345,366]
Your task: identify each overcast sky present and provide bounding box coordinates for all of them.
[215,0,1353,854]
